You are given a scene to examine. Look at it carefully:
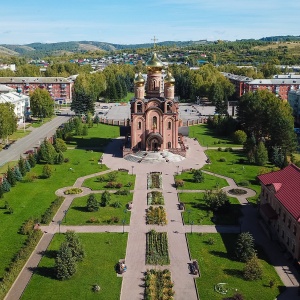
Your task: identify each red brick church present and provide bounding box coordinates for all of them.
[128,53,180,152]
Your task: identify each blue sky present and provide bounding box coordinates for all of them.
[1,0,299,45]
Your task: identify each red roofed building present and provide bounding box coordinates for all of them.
[258,164,300,261]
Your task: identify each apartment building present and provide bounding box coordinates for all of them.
[222,73,300,100]
[258,164,300,261]
[0,77,73,104]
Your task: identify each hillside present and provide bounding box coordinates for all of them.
[0,39,210,58]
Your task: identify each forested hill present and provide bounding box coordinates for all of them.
[1,35,300,58]
[0,40,210,58]
[260,35,300,42]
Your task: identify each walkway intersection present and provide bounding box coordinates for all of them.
[4,137,300,300]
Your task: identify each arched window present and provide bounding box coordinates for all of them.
[137,102,142,113]
[167,102,172,113]
[138,122,142,130]
[167,142,171,149]
[153,116,157,128]
[168,121,171,130]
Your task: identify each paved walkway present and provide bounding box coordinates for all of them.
[4,137,300,300]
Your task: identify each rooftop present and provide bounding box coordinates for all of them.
[258,164,300,221]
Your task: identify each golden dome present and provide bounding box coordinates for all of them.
[164,71,175,84]
[134,72,145,84]
[146,52,164,68]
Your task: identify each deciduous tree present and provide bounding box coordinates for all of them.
[30,88,54,119]
[0,103,17,141]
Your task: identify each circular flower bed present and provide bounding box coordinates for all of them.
[64,188,83,195]
[228,188,247,195]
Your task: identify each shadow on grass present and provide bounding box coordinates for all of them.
[70,136,112,152]
[223,268,244,279]
[71,206,88,212]
[220,233,238,258]
[28,266,56,279]
[43,250,58,259]
[209,250,228,259]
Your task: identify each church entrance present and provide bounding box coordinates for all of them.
[146,132,163,152]
[150,139,159,151]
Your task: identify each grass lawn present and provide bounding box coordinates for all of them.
[65,193,132,225]
[179,193,242,225]
[175,171,228,190]
[189,124,241,148]
[0,161,18,175]
[187,233,283,300]
[0,123,118,280]
[83,171,135,190]
[21,233,127,300]
[67,123,120,150]
[202,149,275,204]
[119,92,134,103]
[8,129,31,141]
[0,149,107,279]
[30,117,54,128]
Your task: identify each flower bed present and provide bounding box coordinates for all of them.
[146,230,170,265]
[64,187,82,195]
[147,172,162,189]
[144,269,174,300]
[146,206,167,225]
[228,188,247,195]
[147,191,164,205]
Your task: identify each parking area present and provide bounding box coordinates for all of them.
[93,102,236,122]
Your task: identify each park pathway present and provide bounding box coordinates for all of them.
[4,137,300,300]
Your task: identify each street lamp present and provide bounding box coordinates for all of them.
[131,165,134,175]
[122,219,125,234]
[187,209,191,224]
[63,210,68,223]
[191,220,194,234]
[58,220,62,234]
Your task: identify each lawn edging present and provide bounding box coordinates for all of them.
[184,232,200,300]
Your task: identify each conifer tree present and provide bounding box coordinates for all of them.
[55,242,77,280]
[65,231,85,261]
[2,177,11,192]
[28,153,36,167]
[6,166,16,187]
[13,166,23,181]
[18,156,27,176]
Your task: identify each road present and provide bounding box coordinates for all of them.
[0,116,71,167]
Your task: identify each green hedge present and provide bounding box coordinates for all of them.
[41,196,64,224]
[0,230,43,299]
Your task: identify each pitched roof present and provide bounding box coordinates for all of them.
[258,164,300,221]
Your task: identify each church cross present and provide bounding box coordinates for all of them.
[151,36,158,48]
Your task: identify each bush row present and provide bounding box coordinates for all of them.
[0,230,43,299]
[41,196,64,224]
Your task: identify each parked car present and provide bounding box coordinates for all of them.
[24,149,34,154]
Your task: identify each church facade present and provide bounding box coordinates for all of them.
[129,53,180,152]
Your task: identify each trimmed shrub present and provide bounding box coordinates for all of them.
[86,194,99,212]
[175,179,184,188]
[239,180,250,187]
[41,197,64,224]
[243,255,263,281]
[42,164,52,178]
[115,189,130,195]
